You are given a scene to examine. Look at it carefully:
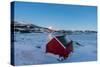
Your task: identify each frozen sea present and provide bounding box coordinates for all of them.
[12,32,97,66]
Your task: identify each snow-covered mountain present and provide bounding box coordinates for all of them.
[11,21,52,33]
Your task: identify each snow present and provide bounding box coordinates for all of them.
[13,32,97,66]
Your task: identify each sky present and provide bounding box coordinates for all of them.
[12,1,97,31]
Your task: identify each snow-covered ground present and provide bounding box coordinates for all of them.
[13,32,97,66]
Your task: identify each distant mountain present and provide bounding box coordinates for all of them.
[11,21,54,33]
[11,21,97,34]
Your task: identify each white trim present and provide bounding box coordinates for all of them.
[47,33,66,49]
[54,37,66,49]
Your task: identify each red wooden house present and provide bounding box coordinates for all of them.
[46,35,73,59]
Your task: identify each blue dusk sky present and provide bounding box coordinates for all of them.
[12,1,97,31]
